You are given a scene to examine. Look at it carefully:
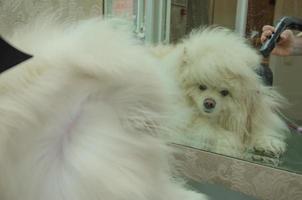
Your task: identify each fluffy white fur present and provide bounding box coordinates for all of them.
[154,28,289,163]
[0,17,208,200]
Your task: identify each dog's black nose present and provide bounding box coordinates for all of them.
[203,98,216,109]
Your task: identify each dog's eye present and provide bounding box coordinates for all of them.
[199,84,207,91]
[220,90,229,96]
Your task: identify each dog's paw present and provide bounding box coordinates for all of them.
[250,154,282,166]
[252,137,286,159]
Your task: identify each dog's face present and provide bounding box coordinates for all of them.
[178,48,261,123]
[181,57,264,138]
[183,65,251,122]
[188,81,233,117]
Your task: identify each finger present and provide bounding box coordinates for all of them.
[280,30,292,40]
[260,35,268,43]
[260,30,275,44]
[262,25,275,32]
[278,30,294,44]
[279,34,287,42]
[261,30,273,38]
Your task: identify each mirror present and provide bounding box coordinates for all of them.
[104,0,302,174]
[166,0,302,174]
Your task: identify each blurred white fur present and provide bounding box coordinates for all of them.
[0,16,208,200]
[153,28,289,163]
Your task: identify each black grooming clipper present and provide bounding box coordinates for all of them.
[260,16,302,58]
[257,16,302,86]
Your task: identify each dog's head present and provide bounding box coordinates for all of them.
[176,28,271,135]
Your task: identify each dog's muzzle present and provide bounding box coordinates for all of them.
[203,98,216,113]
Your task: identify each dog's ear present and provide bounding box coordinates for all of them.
[225,84,287,145]
[218,79,260,142]
[246,86,289,141]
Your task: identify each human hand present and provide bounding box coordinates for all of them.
[261,25,295,56]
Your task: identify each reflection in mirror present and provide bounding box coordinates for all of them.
[160,26,289,166]
[161,0,302,174]
[104,0,302,175]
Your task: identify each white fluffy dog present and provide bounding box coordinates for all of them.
[156,28,289,163]
[0,17,208,200]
